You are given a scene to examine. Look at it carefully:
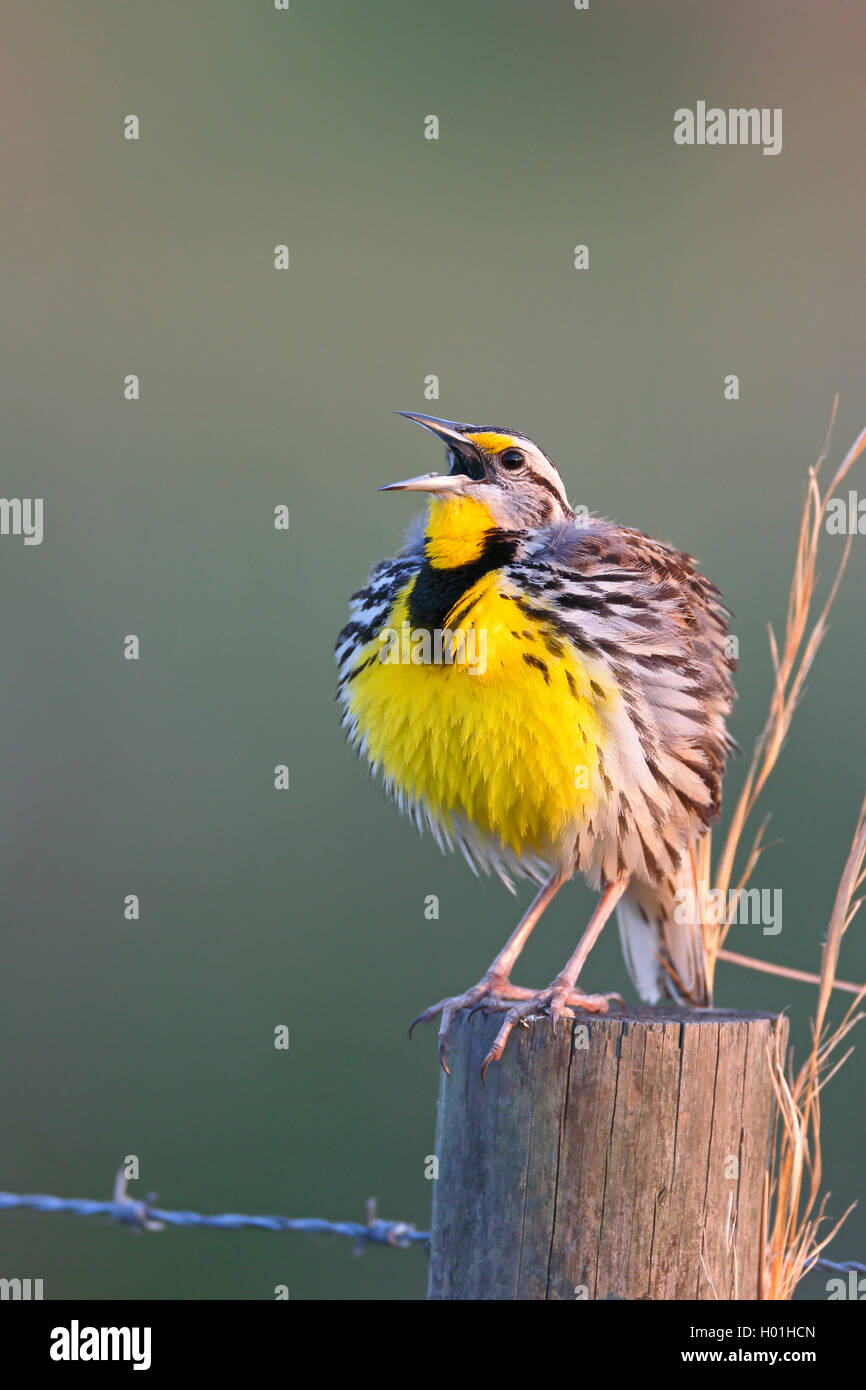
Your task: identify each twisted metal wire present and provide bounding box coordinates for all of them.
[0,1173,429,1253]
[2,1177,862,1274]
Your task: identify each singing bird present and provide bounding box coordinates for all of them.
[336,414,736,1077]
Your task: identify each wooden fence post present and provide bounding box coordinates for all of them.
[428,1007,785,1301]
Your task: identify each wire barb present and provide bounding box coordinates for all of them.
[0,1171,430,1253]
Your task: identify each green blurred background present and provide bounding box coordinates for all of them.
[1,0,864,1300]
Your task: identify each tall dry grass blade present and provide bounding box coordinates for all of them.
[702,412,866,1000]
[689,407,866,1298]
[761,796,866,1298]
[713,431,860,900]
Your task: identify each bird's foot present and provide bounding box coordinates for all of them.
[479,982,625,1083]
[409,973,528,1075]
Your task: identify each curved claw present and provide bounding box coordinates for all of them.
[480,1006,525,1082]
[408,997,452,1039]
[481,1009,527,1082]
[408,1012,430,1041]
[408,975,513,1067]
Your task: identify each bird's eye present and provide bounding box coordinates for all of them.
[499,448,525,470]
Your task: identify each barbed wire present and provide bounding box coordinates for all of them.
[807,1257,866,1276]
[1,1174,862,1276]
[0,1171,430,1255]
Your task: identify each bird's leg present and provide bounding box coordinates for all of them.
[480,877,630,1082]
[409,868,564,1074]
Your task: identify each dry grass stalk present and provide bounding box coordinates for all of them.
[676,400,866,1000]
[701,1188,740,1300]
[760,795,866,1299]
[671,402,866,1297]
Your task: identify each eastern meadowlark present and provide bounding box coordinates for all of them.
[336,414,736,1077]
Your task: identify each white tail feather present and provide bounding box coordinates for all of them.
[617,867,709,1006]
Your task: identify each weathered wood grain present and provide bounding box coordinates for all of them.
[428,1008,784,1301]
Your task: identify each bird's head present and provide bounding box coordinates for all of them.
[380,413,573,531]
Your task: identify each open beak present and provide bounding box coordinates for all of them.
[378,412,484,493]
[378,472,466,494]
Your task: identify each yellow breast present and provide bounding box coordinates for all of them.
[346,568,611,860]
